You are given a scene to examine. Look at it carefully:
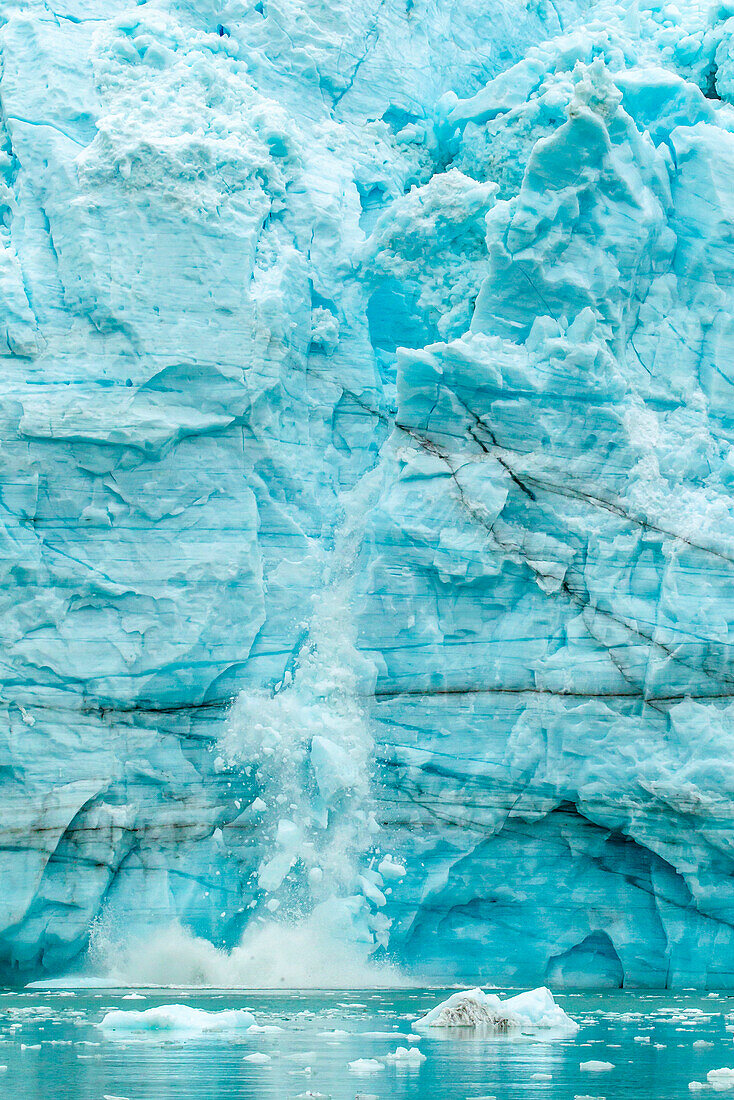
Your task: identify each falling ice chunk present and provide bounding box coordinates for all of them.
[310,736,360,802]
[377,855,406,879]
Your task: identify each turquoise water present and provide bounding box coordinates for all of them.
[1,987,732,1098]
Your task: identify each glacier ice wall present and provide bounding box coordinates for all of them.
[2,0,734,986]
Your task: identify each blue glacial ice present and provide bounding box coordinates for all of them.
[2,0,734,988]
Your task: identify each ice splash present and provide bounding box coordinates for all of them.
[87,918,405,988]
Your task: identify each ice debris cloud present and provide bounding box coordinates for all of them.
[2,0,734,988]
[87,918,405,989]
[216,549,397,968]
[413,987,579,1035]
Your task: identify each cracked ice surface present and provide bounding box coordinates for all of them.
[1,0,734,985]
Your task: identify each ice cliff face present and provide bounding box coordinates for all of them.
[2,0,734,987]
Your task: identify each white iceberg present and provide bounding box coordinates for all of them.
[383,1046,426,1065]
[708,1069,734,1091]
[99,1004,256,1037]
[348,1058,385,1073]
[413,986,579,1035]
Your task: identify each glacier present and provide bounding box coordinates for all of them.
[2,0,734,988]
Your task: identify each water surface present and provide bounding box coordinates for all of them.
[2,987,732,1098]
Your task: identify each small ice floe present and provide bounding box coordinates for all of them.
[580,1060,614,1072]
[383,1046,426,1066]
[103,1095,130,1100]
[694,1040,714,1050]
[99,1004,256,1037]
[634,1035,651,1043]
[317,1029,348,1038]
[708,1068,734,1091]
[413,986,579,1035]
[243,1052,271,1064]
[348,1058,385,1073]
[362,1031,407,1038]
[247,1023,284,1034]
[122,993,145,1001]
[689,1084,706,1092]
[531,1072,552,1080]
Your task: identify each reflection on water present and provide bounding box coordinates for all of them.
[1,987,732,1098]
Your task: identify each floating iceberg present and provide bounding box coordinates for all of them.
[708,1069,734,1092]
[348,1058,385,1073]
[413,986,579,1034]
[99,1004,256,1037]
[383,1045,427,1065]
